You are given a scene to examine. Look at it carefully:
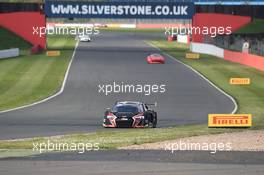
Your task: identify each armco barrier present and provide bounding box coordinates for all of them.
[0,48,19,59]
[224,50,264,72]
[190,42,264,72]
[190,42,224,58]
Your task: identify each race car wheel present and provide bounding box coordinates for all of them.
[152,115,157,128]
[144,113,151,127]
[147,113,157,128]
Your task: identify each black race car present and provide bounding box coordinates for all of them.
[103,101,157,128]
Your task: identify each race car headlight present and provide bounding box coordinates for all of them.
[106,115,115,119]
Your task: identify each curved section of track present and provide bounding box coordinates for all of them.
[0,32,235,139]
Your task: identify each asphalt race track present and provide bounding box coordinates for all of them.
[0,32,235,139]
[1,150,264,175]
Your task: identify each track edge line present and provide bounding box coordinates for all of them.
[146,41,238,114]
[0,41,79,114]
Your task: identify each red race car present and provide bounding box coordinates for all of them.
[146,54,165,64]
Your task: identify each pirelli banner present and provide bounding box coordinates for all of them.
[208,114,252,127]
[45,1,195,19]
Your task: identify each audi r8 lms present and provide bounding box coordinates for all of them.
[103,101,157,128]
[146,53,165,64]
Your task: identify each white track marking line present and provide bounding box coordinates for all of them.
[0,41,79,114]
[146,41,238,114]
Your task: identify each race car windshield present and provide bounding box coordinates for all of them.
[113,105,139,113]
[152,54,161,57]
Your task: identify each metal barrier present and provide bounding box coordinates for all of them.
[204,34,264,56]
[0,48,19,59]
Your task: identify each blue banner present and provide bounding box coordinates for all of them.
[45,1,195,19]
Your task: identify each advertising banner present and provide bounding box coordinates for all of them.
[208,114,252,127]
[45,1,195,19]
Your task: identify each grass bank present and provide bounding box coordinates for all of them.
[236,19,264,34]
[0,27,31,50]
[0,32,76,111]
[148,40,264,129]
[0,125,240,158]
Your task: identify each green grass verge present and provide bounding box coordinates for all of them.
[0,27,31,50]
[148,41,264,129]
[235,19,264,34]
[0,125,242,157]
[0,33,76,111]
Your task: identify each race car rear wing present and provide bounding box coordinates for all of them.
[145,102,157,107]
